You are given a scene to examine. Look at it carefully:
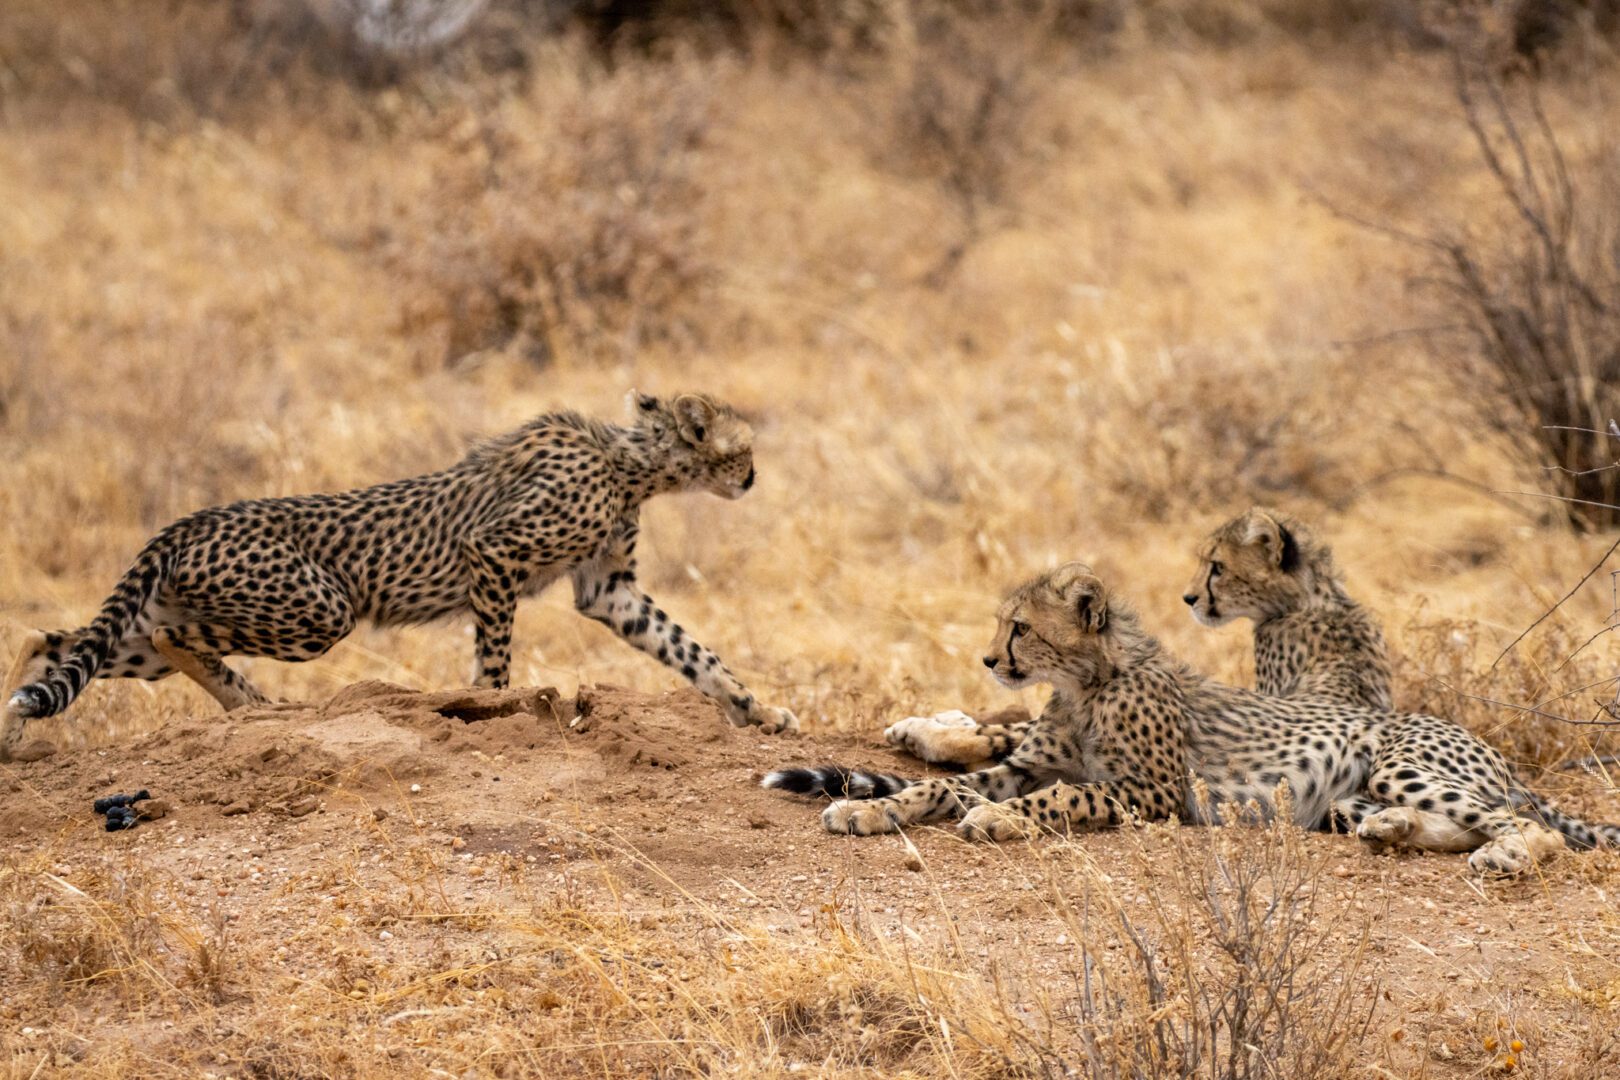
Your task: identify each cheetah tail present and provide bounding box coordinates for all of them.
[761,765,914,800]
[10,528,178,719]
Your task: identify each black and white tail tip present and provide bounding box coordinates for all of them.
[761,765,912,799]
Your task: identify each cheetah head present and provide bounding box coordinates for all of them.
[630,391,757,499]
[1184,507,1313,626]
[983,563,1125,691]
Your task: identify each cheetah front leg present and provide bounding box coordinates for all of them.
[958,778,1166,841]
[571,554,797,735]
[885,714,1031,766]
[823,763,1043,835]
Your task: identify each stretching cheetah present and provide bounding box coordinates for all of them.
[2,392,797,759]
[767,564,1619,874]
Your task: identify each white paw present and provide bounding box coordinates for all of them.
[957,803,1035,843]
[884,710,974,744]
[884,712,979,763]
[1469,836,1531,877]
[1356,806,1417,851]
[822,799,900,835]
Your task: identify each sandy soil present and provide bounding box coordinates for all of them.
[4,684,1620,1076]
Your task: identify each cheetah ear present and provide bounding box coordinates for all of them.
[672,394,716,446]
[1243,509,1300,572]
[1074,582,1108,633]
[1242,509,1284,564]
[627,390,663,417]
[1051,564,1108,633]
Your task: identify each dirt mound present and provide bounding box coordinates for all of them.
[1,681,764,830]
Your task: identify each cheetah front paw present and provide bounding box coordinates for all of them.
[822,799,900,835]
[957,803,1037,843]
[1356,806,1418,852]
[724,698,799,734]
[884,711,984,765]
[752,703,799,735]
[1469,823,1563,877]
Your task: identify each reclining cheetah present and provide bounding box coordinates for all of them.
[2,392,797,759]
[767,563,1620,874]
[1182,506,1616,865]
[769,564,1193,840]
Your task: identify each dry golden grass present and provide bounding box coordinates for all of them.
[4,2,1620,1075]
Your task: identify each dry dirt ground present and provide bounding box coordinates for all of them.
[4,684,1619,1076]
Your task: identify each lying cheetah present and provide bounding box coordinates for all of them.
[1182,506,1613,865]
[767,564,1619,874]
[769,564,1192,841]
[2,392,797,759]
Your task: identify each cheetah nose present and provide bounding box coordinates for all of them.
[982,656,997,669]
[1182,593,1198,606]
[742,465,755,490]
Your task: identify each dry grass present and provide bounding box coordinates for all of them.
[4,1,1620,1074]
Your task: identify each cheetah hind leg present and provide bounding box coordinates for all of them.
[1468,818,1566,877]
[151,625,270,712]
[1352,803,1490,854]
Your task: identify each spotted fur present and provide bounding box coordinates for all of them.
[1,392,796,758]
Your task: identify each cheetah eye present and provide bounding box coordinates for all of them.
[1209,561,1223,577]
[1010,621,1029,637]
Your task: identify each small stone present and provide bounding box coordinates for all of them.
[747,815,770,830]
[284,797,318,818]
[221,801,251,817]
[138,799,172,821]
[372,808,388,822]
[450,837,466,851]
[11,739,55,762]
[903,852,924,872]
[409,784,422,794]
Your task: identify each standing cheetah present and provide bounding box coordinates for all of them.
[767,564,1619,874]
[2,392,797,759]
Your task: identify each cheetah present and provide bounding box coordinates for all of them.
[768,564,1193,841]
[1184,507,1391,711]
[767,564,1619,874]
[2,392,797,759]
[1182,506,1614,868]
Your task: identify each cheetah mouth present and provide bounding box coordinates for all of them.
[992,665,1030,689]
